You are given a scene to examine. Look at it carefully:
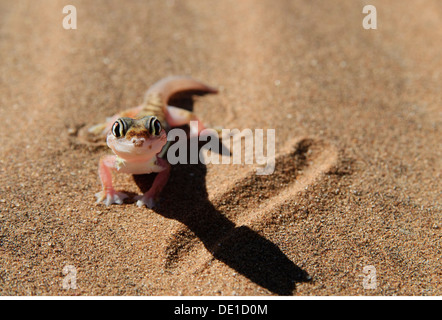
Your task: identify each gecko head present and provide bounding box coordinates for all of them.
[106,116,167,159]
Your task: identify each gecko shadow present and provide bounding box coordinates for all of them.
[133,158,311,295]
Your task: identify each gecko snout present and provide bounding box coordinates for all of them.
[131,137,145,147]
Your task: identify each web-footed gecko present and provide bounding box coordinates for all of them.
[90,76,218,208]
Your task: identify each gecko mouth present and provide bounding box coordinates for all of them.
[107,130,167,157]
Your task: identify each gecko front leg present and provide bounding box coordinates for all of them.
[135,157,171,208]
[95,155,128,206]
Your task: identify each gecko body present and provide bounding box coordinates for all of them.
[92,76,218,208]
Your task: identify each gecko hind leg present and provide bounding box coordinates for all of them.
[78,105,145,146]
[166,105,213,137]
[91,105,144,137]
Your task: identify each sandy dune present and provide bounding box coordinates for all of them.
[0,0,441,295]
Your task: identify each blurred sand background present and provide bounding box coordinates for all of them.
[0,0,441,295]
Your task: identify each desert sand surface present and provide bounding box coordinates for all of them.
[0,0,441,296]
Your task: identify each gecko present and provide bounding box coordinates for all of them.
[89,76,218,208]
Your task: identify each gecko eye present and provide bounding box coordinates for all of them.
[111,119,127,138]
[147,117,162,136]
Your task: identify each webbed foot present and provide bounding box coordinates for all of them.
[95,190,128,206]
[134,195,156,208]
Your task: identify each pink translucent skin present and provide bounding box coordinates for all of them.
[94,76,217,208]
[96,109,208,207]
[166,106,206,137]
[96,130,169,208]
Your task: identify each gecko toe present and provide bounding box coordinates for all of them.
[95,191,128,206]
[135,195,155,208]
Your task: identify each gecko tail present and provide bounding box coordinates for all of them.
[144,76,218,107]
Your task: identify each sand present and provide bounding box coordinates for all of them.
[0,0,440,296]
